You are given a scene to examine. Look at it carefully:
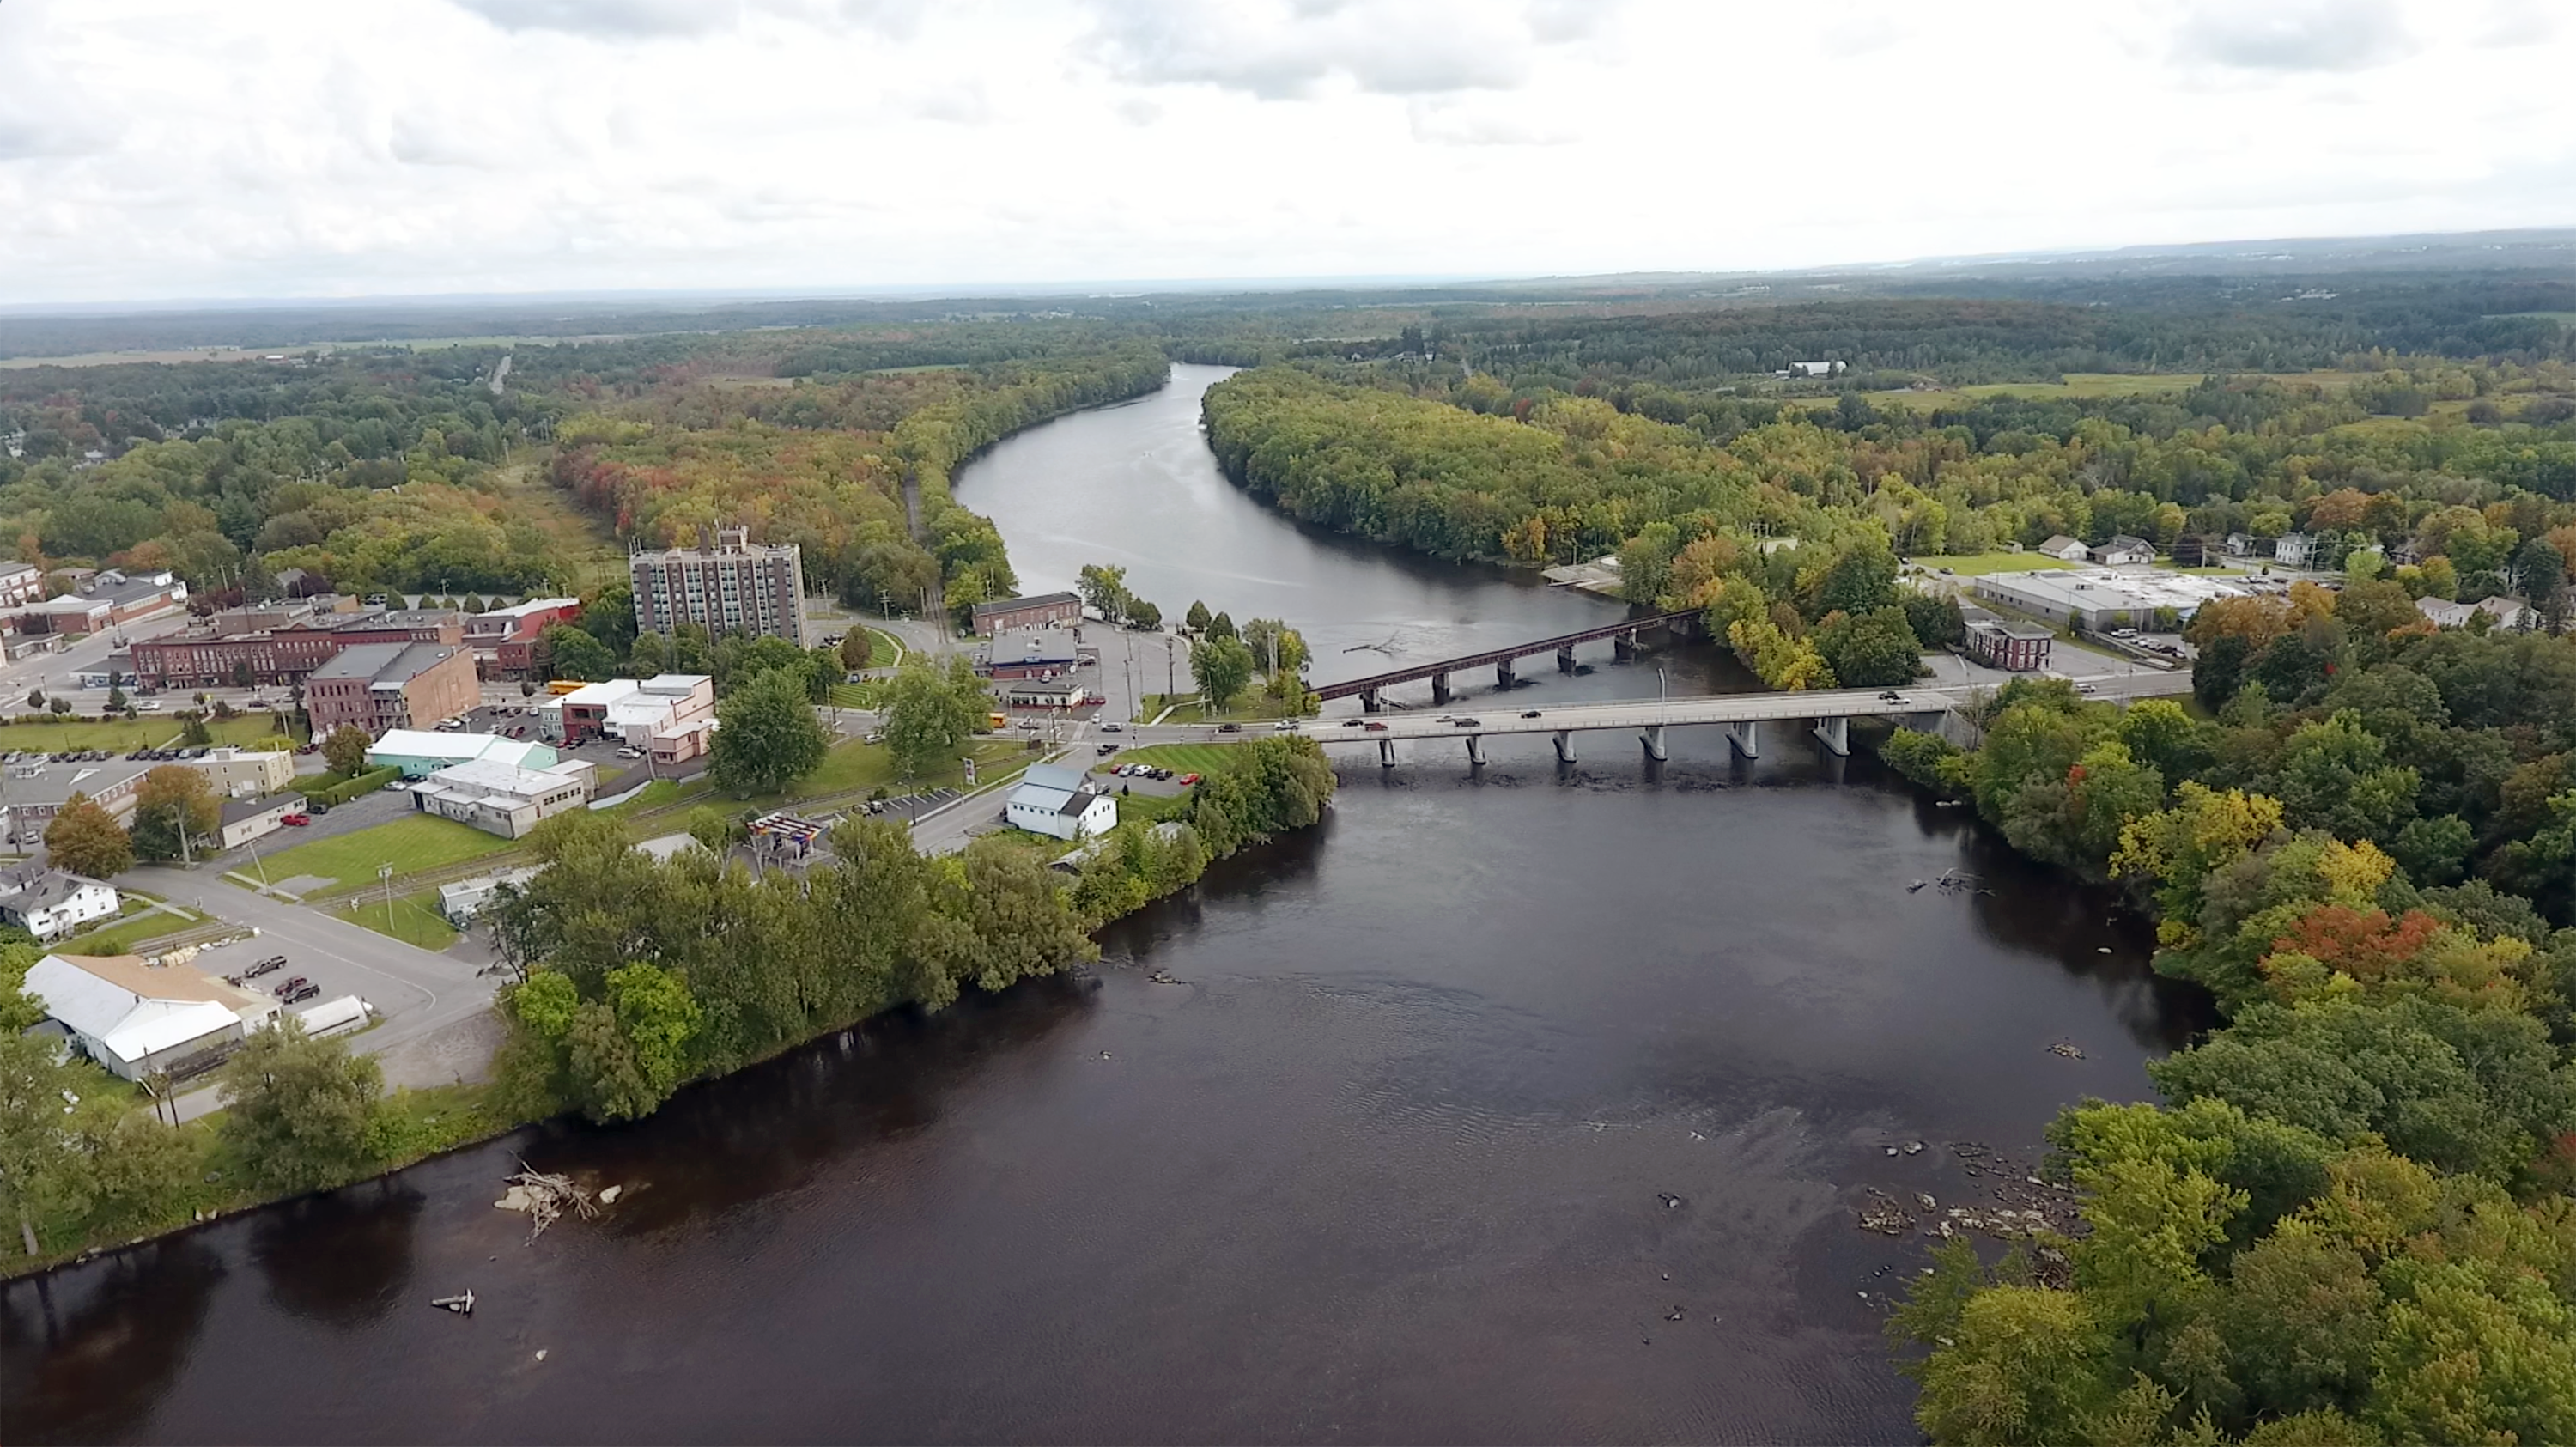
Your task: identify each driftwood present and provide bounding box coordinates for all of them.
[502,1161,598,1244]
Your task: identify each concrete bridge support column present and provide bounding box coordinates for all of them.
[1813,716,1850,757]
[1557,645,1577,673]
[1378,738,1397,768]
[1641,725,1668,762]
[1465,734,1486,768]
[1552,730,1576,763]
[1613,630,1638,660]
[1726,720,1760,758]
[1361,689,1381,714]
[1431,673,1452,705]
[1496,659,1516,690]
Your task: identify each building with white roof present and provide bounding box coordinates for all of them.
[542,673,716,759]
[410,757,599,837]
[22,951,278,1080]
[366,728,560,778]
[1971,568,2250,632]
[1004,762,1117,842]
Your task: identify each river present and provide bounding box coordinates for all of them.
[2,364,2208,1444]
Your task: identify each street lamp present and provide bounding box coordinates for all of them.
[379,862,396,933]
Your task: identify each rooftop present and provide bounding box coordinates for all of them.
[219,792,307,825]
[1977,568,2249,616]
[472,596,580,622]
[307,640,463,687]
[973,591,1079,614]
[420,756,588,800]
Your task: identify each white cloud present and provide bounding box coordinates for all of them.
[0,0,2565,304]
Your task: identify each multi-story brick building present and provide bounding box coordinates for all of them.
[969,591,1081,635]
[464,597,582,678]
[629,527,805,647]
[131,608,463,689]
[304,641,478,738]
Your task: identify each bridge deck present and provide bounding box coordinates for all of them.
[1315,611,1698,701]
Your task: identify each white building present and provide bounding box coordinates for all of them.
[410,757,598,838]
[2273,532,2318,568]
[1971,568,2251,632]
[22,951,278,1080]
[2091,534,2156,566]
[438,866,544,925]
[2416,595,2530,631]
[293,994,375,1040]
[0,866,119,940]
[2034,535,2091,562]
[1005,763,1118,842]
[366,727,559,778]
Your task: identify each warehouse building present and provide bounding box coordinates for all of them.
[1970,569,2247,633]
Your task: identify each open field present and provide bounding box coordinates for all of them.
[337,887,460,951]
[0,714,295,754]
[1911,552,2082,576]
[246,813,519,892]
[481,460,623,588]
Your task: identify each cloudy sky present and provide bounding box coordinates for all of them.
[1,0,2568,304]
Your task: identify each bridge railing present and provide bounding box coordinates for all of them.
[1313,611,1699,701]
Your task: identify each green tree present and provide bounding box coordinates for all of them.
[837,629,874,672]
[0,1026,82,1255]
[43,794,132,879]
[882,656,990,780]
[1206,611,1237,642]
[1127,599,1163,629]
[581,580,638,657]
[1814,606,1922,688]
[1190,635,1256,713]
[216,1017,384,1194]
[1903,591,1967,649]
[175,709,206,740]
[542,624,617,683]
[957,838,1099,992]
[1184,600,1212,633]
[1076,562,1131,622]
[129,765,220,862]
[320,723,373,777]
[708,666,829,796]
[804,646,842,702]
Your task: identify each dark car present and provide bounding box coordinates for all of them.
[1217,722,1242,733]
[1520,709,1542,719]
[246,956,287,978]
[1452,717,1481,727]
[283,983,322,1005]
[1364,721,1388,732]
[272,976,310,998]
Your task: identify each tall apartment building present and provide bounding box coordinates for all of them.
[628,526,806,647]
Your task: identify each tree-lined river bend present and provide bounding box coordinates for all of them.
[3,366,2209,1444]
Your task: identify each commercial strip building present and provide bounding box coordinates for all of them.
[629,527,806,646]
[970,591,1081,635]
[974,628,1093,679]
[1969,568,2250,634]
[15,568,189,635]
[535,673,715,760]
[0,860,120,940]
[366,728,559,778]
[1004,763,1117,842]
[464,597,583,678]
[408,756,598,838]
[303,641,479,738]
[22,951,279,1081]
[131,605,464,690]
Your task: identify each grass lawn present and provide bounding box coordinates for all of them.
[249,813,519,891]
[1138,691,1299,725]
[54,895,197,955]
[0,713,296,754]
[1911,552,2081,576]
[337,887,460,951]
[1095,743,1238,776]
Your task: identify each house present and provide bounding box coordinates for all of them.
[410,756,598,837]
[2273,532,2318,568]
[217,793,307,849]
[2415,595,2530,631]
[2091,534,2156,567]
[969,591,1082,635]
[2035,535,2091,562]
[21,951,277,1080]
[192,745,296,799]
[0,865,119,940]
[367,728,559,779]
[303,641,479,737]
[1004,763,1117,842]
[1964,618,2055,672]
[2224,532,2254,557]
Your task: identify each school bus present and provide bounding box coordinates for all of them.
[546,679,589,695]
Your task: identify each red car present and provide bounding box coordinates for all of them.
[279,812,312,826]
[1179,773,1201,787]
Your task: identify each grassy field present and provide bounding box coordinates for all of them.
[0,713,295,754]
[1911,552,2081,576]
[246,813,519,892]
[1137,691,1299,725]
[337,887,460,951]
[1095,743,1237,776]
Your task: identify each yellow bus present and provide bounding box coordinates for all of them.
[545,679,589,696]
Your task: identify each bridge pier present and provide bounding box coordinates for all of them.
[1431,672,1451,705]
[1465,734,1486,768]
[1813,716,1850,757]
[1552,730,1576,763]
[1557,645,1577,673]
[1496,659,1515,690]
[1360,689,1381,714]
[1613,629,1637,660]
[1726,720,1760,758]
[1641,725,1667,762]
[1378,738,1396,768]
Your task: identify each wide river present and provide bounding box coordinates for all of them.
[3,365,2207,1444]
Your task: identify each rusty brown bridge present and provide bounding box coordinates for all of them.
[1315,611,1701,710]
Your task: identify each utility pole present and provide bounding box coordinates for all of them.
[380,862,395,933]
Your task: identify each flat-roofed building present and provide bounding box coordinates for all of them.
[366,728,559,778]
[22,951,278,1081]
[547,673,714,748]
[133,605,464,689]
[410,757,598,837]
[1965,618,2055,672]
[969,591,1080,635]
[1971,569,2249,633]
[305,641,479,738]
[465,597,582,678]
[629,527,805,646]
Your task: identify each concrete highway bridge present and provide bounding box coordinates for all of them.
[1285,672,2194,767]
[1316,611,1701,709]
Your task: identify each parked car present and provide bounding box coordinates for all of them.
[272,976,310,998]
[245,955,287,978]
[280,813,312,826]
[1179,772,1201,786]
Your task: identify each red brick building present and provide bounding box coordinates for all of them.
[969,591,1081,635]
[304,641,479,737]
[132,609,463,689]
[464,597,582,678]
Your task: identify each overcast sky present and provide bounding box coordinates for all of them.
[1,0,2568,305]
